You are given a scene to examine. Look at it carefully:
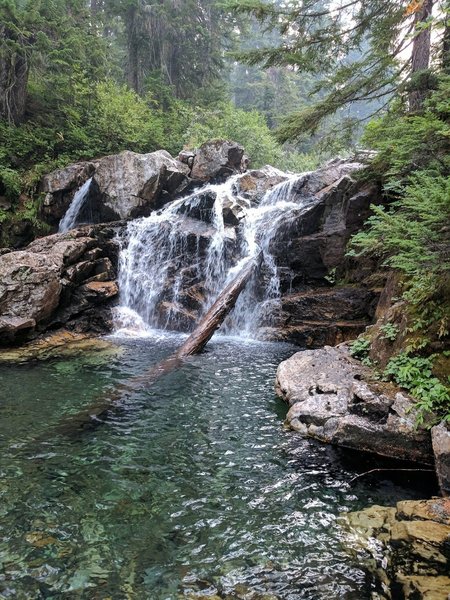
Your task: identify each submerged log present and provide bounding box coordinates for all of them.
[44,255,260,438]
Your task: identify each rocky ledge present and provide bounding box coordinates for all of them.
[276,346,450,491]
[0,223,122,345]
[341,498,450,599]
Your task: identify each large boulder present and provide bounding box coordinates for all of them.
[41,150,191,227]
[187,140,246,182]
[276,346,433,463]
[0,224,122,344]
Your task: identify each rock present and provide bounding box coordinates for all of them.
[264,286,377,348]
[276,346,433,463]
[236,165,290,204]
[92,150,190,220]
[341,498,450,600]
[190,140,246,182]
[0,330,122,363]
[40,150,190,227]
[432,423,450,496]
[0,250,63,342]
[0,223,122,344]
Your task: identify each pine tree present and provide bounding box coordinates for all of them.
[226,0,447,141]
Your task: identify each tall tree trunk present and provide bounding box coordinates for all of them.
[126,5,141,93]
[0,26,30,124]
[442,0,450,74]
[409,0,433,112]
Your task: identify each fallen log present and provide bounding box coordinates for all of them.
[40,255,260,439]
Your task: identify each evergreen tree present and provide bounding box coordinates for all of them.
[227,0,448,141]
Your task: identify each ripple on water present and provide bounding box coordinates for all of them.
[0,338,435,598]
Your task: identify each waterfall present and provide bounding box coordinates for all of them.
[59,178,93,233]
[115,172,313,338]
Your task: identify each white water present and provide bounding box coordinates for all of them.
[115,172,314,338]
[58,178,93,233]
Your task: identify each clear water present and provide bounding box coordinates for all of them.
[0,337,434,599]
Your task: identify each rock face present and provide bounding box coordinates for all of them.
[341,498,450,599]
[0,224,122,345]
[432,423,450,496]
[41,150,191,227]
[182,139,246,182]
[41,141,249,230]
[276,346,433,463]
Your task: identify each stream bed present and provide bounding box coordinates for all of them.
[0,336,435,599]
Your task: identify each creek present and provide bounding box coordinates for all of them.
[0,335,434,598]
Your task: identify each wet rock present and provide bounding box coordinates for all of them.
[341,498,450,599]
[190,140,246,182]
[264,286,377,348]
[0,223,122,344]
[432,423,450,497]
[0,330,121,363]
[236,166,290,204]
[276,346,433,463]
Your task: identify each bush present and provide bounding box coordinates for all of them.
[383,353,450,426]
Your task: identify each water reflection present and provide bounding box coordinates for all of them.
[0,338,434,598]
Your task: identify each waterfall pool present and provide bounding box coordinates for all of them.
[0,335,435,598]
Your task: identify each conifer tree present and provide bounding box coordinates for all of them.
[227,0,447,141]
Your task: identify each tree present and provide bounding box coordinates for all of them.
[0,1,36,124]
[226,0,447,142]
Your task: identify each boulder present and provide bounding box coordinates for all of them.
[276,346,433,463]
[41,150,190,227]
[0,251,63,342]
[189,140,246,182]
[341,498,450,599]
[0,223,122,344]
[236,165,290,204]
[92,150,190,220]
[432,423,450,496]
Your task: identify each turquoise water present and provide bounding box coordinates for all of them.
[0,336,435,599]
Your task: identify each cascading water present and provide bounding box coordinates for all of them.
[59,177,93,233]
[115,171,313,337]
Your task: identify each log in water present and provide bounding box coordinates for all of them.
[52,255,260,436]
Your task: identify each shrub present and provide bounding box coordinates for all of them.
[383,353,450,426]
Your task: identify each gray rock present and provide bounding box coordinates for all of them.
[432,422,450,496]
[190,140,246,182]
[0,224,122,344]
[92,150,190,220]
[276,346,433,463]
[40,150,190,227]
[236,165,290,204]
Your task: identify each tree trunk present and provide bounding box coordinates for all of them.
[409,0,433,112]
[126,5,141,93]
[176,256,259,357]
[442,0,450,74]
[0,25,30,124]
[48,256,260,438]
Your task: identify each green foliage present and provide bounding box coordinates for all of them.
[0,167,22,200]
[226,0,448,141]
[349,173,450,328]
[383,353,450,426]
[363,77,450,181]
[184,102,319,170]
[349,337,371,360]
[380,322,400,342]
